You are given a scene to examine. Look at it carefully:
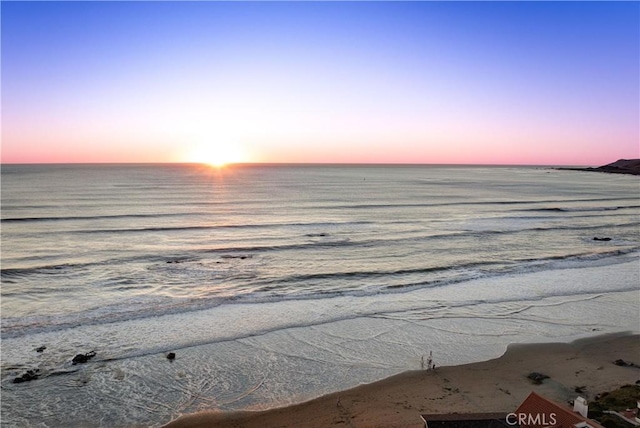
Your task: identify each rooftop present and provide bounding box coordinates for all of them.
[514,392,605,428]
[421,413,511,428]
[421,392,606,428]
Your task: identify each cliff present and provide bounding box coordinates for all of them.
[561,159,640,176]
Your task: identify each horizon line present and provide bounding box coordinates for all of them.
[0,160,611,168]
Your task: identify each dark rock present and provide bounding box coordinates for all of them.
[35,346,46,353]
[167,352,176,361]
[593,237,612,241]
[221,255,252,260]
[613,359,639,368]
[527,372,550,384]
[72,351,96,365]
[13,369,40,384]
[557,159,640,176]
[575,386,586,393]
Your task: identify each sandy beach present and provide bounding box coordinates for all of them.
[164,332,639,428]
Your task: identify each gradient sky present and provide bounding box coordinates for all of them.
[2,1,638,165]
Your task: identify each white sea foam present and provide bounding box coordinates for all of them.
[2,260,638,427]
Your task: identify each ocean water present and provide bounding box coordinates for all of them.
[1,164,639,427]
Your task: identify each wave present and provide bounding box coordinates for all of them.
[5,198,636,217]
[455,221,640,236]
[0,212,203,223]
[317,249,640,293]
[10,216,640,245]
[4,221,638,280]
[37,220,373,235]
[1,263,83,279]
[528,221,640,232]
[3,249,638,340]
[250,260,503,288]
[521,205,640,213]
[321,197,639,211]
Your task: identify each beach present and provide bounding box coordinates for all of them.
[164,333,639,428]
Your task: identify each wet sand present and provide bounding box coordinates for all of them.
[163,332,639,428]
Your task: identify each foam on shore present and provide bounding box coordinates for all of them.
[163,332,640,428]
[2,259,638,427]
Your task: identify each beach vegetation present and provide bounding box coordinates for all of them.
[526,372,550,384]
[589,385,640,428]
[595,414,635,428]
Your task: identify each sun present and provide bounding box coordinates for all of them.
[185,144,247,168]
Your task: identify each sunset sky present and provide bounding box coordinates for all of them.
[2,1,638,166]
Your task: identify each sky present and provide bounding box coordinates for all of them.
[2,1,638,166]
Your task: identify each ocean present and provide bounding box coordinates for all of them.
[1,164,639,427]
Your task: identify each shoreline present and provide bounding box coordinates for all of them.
[556,167,640,176]
[3,260,637,428]
[163,332,639,428]
[555,159,640,176]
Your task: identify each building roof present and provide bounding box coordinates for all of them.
[421,413,511,428]
[514,392,604,428]
[420,392,607,428]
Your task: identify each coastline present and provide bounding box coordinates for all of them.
[556,167,640,176]
[163,332,639,428]
[555,159,640,176]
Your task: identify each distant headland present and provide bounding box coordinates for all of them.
[558,159,640,176]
